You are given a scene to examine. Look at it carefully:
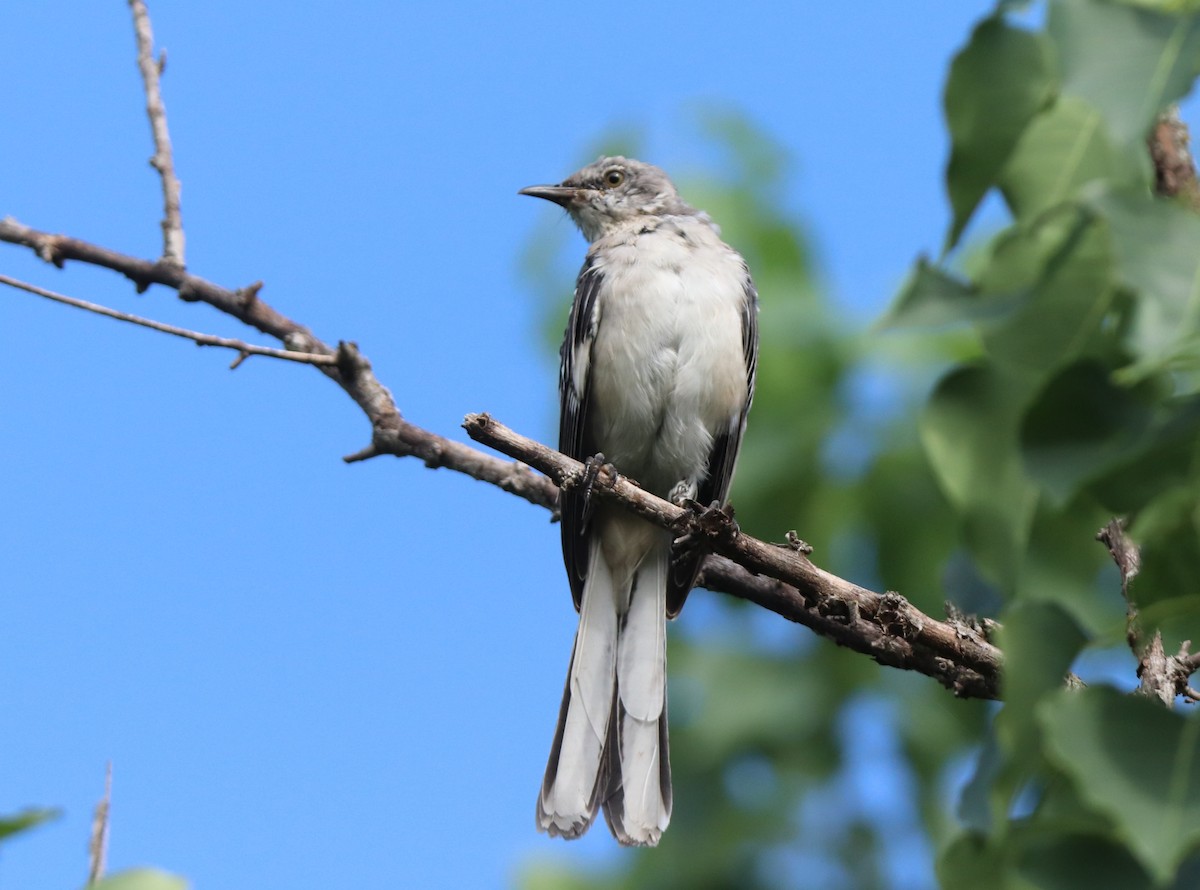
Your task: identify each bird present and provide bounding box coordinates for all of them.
[520,156,758,846]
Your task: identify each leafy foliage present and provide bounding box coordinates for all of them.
[0,806,59,843]
[894,0,1200,885]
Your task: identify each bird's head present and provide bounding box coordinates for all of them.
[520,156,695,242]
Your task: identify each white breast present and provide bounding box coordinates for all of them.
[586,218,748,497]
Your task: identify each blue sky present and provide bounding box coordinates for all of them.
[1,2,998,887]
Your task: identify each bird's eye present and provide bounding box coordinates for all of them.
[604,169,625,187]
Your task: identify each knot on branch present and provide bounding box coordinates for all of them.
[944,600,998,642]
[237,280,263,307]
[671,499,739,545]
[336,340,369,378]
[36,234,66,268]
[877,591,923,642]
[1096,518,1140,597]
[1136,633,1200,707]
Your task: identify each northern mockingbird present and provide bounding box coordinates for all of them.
[521,156,758,846]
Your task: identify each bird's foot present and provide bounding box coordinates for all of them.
[671,499,738,568]
[578,453,618,529]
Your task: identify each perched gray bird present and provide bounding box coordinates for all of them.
[520,157,758,846]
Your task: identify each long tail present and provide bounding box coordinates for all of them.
[537,537,672,846]
[602,537,671,846]
[537,538,618,838]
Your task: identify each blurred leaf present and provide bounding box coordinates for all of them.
[938,832,1018,890]
[1137,594,1200,653]
[981,208,1118,376]
[958,603,1087,849]
[1016,501,1122,635]
[998,96,1134,221]
[0,806,58,842]
[958,727,1007,833]
[91,870,189,890]
[1049,0,1200,147]
[1019,360,1157,505]
[884,257,1025,330]
[944,16,1054,248]
[1085,188,1200,386]
[921,364,1039,591]
[1040,686,1200,883]
[1132,485,1200,610]
[995,602,1087,760]
[1015,831,1156,890]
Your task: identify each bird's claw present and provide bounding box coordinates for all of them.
[671,499,737,567]
[579,453,617,529]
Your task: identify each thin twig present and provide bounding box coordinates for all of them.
[87,762,112,886]
[0,274,336,367]
[129,0,185,266]
[0,217,562,510]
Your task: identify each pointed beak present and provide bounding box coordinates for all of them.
[518,184,581,208]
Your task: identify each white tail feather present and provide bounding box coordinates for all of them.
[608,539,671,845]
[537,538,618,837]
[538,535,672,846]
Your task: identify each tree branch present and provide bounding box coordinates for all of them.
[1096,518,1200,706]
[0,216,559,511]
[1150,106,1200,209]
[0,274,337,368]
[129,0,185,266]
[0,0,1003,704]
[464,413,1002,699]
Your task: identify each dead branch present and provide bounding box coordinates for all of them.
[1150,106,1200,209]
[1097,519,1200,706]
[129,0,185,265]
[0,274,337,368]
[465,413,1002,698]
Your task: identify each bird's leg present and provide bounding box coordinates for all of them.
[670,495,739,570]
[579,453,619,530]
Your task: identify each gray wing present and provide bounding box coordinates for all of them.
[559,254,604,611]
[666,268,759,617]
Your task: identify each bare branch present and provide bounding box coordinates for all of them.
[464,412,1002,699]
[1097,518,1200,706]
[129,0,185,265]
[0,274,337,367]
[0,216,561,513]
[86,762,111,886]
[1150,107,1200,209]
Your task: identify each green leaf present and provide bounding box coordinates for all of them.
[1017,501,1123,635]
[1088,397,1200,515]
[1086,188,1200,385]
[1016,832,1156,890]
[91,870,189,890]
[1049,0,1200,147]
[1019,360,1157,505]
[943,17,1055,248]
[938,832,1016,890]
[998,96,1135,221]
[1137,594,1200,654]
[981,208,1118,376]
[1040,686,1200,884]
[0,806,59,842]
[1132,486,1200,610]
[920,364,1039,591]
[883,257,1026,329]
[995,602,1087,758]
